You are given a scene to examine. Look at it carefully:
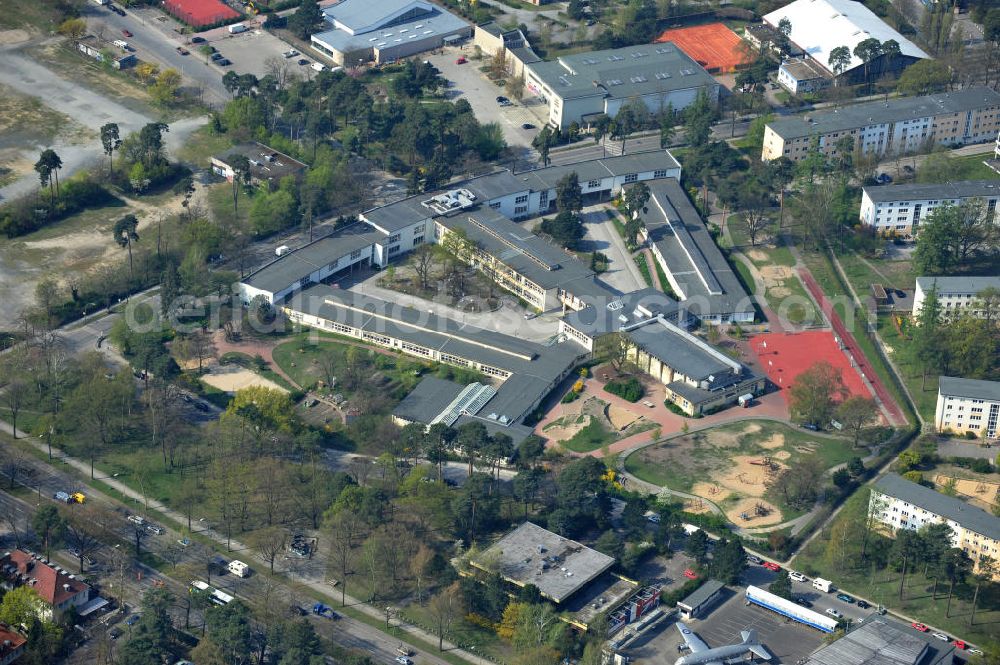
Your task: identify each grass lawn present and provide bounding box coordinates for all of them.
[838,251,916,298]
[794,490,1000,647]
[733,256,758,297]
[561,419,614,453]
[728,218,795,267]
[633,253,654,288]
[875,314,938,422]
[206,181,251,232]
[175,125,234,168]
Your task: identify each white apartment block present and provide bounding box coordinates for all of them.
[859,180,1000,238]
[935,376,1000,440]
[762,88,1000,162]
[870,473,1000,579]
[912,275,1000,319]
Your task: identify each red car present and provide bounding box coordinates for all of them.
[455,56,467,64]
[912,622,929,632]
[952,640,966,650]
[122,29,132,37]
[683,569,698,580]
[762,561,781,572]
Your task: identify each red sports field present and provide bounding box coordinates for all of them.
[655,23,749,74]
[164,0,240,27]
[750,330,870,404]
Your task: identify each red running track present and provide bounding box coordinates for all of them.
[750,330,869,403]
[798,267,907,425]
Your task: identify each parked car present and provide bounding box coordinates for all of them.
[121,29,132,37]
[762,562,781,572]
[177,538,191,547]
[176,46,189,55]
[876,172,893,184]
[746,555,763,565]
[298,59,310,66]
[146,524,164,535]
[932,633,950,642]
[191,36,205,43]
[395,658,412,665]
[968,648,983,656]
[211,52,223,60]
[952,640,966,650]
[127,515,144,525]
[455,56,467,64]
[912,622,929,632]
[108,627,123,640]
[801,423,819,431]
[217,59,231,67]
[825,608,842,619]
[683,569,698,580]
[836,593,855,604]
[283,49,299,58]
[789,571,807,582]
[795,598,812,608]
[857,600,871,609]
[522,123,535,130]
[125,614,140,626]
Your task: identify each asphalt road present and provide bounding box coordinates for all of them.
[81,3,229,107]
[578,204,646,295]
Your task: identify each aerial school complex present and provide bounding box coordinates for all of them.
[241,149,762,439]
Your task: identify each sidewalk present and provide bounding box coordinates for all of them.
[0,418,491,665]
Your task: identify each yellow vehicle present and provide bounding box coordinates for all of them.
[70,492,86,504]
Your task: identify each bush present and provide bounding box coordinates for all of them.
[0,178,119,237]
[561,390,580,404]
[965,431,978,440]
[604,377,643,402]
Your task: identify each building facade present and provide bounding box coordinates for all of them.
[523,44,720,130]
[762,88,1000,162]
[870,473,1000,579]
[0,551,91,621]
[912,275,1000,319]
[776,58,831,95]
[935,376,1000,440]
[211,143,307,190]
[859,180,1000,238]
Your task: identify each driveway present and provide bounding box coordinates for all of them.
[579,204,646,294]
[0,49,207,202]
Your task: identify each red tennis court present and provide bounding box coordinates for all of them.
[655,23,749,73]
[749,330,870,404]
[164,0,240,27]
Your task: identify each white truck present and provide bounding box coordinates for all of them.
[228,560,251,578]
[812,578,833,593]
[228,23,248,34]
[113,39,129,50]
[275,245,290,257]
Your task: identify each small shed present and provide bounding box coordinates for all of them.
[676,579,725,620]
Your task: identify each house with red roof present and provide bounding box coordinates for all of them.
[0,625,26,665]
[0,551,91,620]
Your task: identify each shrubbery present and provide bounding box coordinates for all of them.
[604,377,644,402]
[0,177,119,238]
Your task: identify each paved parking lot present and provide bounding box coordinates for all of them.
[422,46,546,156]
[201,28,301,79]
[626,588,826,665]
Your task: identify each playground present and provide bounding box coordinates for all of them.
[624,421,856,527]
[655,23,749,73]
[749,330,871,404]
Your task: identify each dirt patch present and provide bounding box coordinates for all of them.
[713,455,785,498]
[769,286,791,298]
[0,30,30,45]
[760,265,794,287]
[706,422,760,447]
[726,496,782,528]
[608,404,641,431]
[201,365,288,394]
[542,414,590,442]
[759,433,785,449]
[681,496,715,514]
[692,481,732,503]
[747,249,767,263]
[935,475,1000,510]
[773,450,791,460]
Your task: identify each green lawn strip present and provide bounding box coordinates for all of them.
[732,257,758,297]
[875,316,938,422]
[561,419,614,453]
[633,253,653,287]
[793,493,1000,646]
[940,154,1000,181]
[605,208,628,239]
[765,272,817,325]
[175,125,235,167]
[206,181,251,232]
[651,256,677,298]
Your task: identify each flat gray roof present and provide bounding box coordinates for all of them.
[438,208,600,294]
[874,472,1000,541]
[287,286,582,426]
[562,287,685,338]
[628,318,745,382]
[864,180,1000,203]
[915,275,1000,295]
[214,143,307,184]
[767,87,1000,141]
[242,223,383,295]
[391,376,466,424]
[644,179,753,318]
[803,615,954,665]
[677,579,725,610]
[938,375,1000,402]
[780,58,831,82]
[472,522,615,603]
[527,43,716,101]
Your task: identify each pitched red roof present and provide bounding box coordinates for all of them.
[2,550,90,606]
[0,624,26,658]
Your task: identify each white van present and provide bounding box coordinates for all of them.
[813,578,833,593]
[228,23,248,34]
[228,560,250,578]
[310,62,326,72]
[113,39,129,49]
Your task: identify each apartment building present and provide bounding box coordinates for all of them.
[761,88,1000,162]
[912,275,1000,319]
[870,473,1000,579]
[859,180,1000,238]
[0,550,92,621]
[935,376,1000,440]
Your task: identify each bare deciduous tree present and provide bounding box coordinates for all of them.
[427,582,461,651]
[248,526,288,574]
